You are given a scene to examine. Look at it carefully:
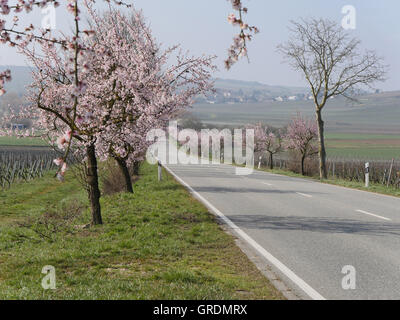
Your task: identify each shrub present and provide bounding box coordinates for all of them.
[17,201,85,242]
[100,161,139,196]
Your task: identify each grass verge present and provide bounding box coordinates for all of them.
[0,162,284,300]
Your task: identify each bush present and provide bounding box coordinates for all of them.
[100,160,139,196]
[16,201,85,242]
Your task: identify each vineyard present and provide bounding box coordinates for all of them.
[0,147,57,189]
[259,153,400,188]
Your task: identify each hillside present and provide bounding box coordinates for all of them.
[190,91,400,134]
[200,78,309,104]
[0,65,310,103]
[213,78,307,95]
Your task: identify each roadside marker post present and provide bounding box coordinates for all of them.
[365,162,370,188]
[387,158,394,187]
[258,156,262,169]
[158,160,162,182]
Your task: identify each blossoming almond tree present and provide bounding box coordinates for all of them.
[0,0,249,225]
[1,0,133,225]
[20,41,106,224]
[253,123,282,170]
[86,9,216,194]
[285,113,318,176]
[16,7,215,225]
[1,0,254,178]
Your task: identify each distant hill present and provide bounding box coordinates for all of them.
[0,66,308,98]
[363,90,400,99]
[0,65,394,104]
[198,78,310,104]
[190,89,400,134]
[213,78,308,95]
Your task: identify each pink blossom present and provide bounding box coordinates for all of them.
[285,113,318,174]
[225,0,259,69]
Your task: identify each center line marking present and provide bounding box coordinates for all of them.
[356,209,391,221]
[262,182,273,186]
[296,192,313,198]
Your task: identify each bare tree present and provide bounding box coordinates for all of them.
[278,18,387,179]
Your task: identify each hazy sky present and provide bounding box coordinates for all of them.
[1,0,399,90]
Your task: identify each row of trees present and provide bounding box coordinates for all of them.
[0,0,259,227]
[0,1,388,217]
[180,17,387,181]
[253,114,318,176]
[1,3,217,225]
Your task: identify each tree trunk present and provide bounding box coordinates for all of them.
[316,109,327,179]
[301,154,306,176]
[133,160,140,176]
[86,144,103,225]
[269,152,274,170]
[115,157,133,193]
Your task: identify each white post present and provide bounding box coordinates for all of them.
[258,156,262,169]
[158,161,162,182]
[387,158,394,187]
[365,162,370,188]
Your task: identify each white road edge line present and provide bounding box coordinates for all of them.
[296,192,313,198]
[262,182,273,186]
[356,209,392,221]
[162,163,326,301]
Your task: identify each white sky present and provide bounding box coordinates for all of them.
[0,0,399,91]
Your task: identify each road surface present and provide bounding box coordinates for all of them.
[164,161,400,300]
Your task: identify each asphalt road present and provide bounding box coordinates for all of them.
[164,161,400,300]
